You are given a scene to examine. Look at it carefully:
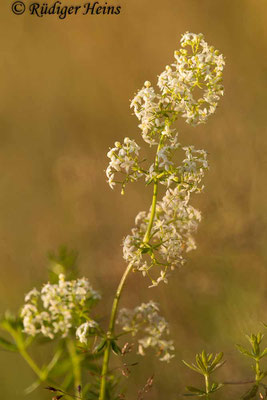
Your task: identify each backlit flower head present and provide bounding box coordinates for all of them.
[21,274,100,340]
[117,301,174,362]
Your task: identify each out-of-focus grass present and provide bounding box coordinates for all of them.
[0,0,267,398]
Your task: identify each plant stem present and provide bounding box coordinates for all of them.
[19,346,46,380]
[255,358,261,384]
[205,374,210,399]
[99,262,134,400]
[143,134,164,244]
[98,135,164,400]
[67,339,82,395]
[9,329,46,381]
[143,180,158,244]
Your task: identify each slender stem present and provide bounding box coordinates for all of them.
[255,358,262,385]
[205,374,210,399]
[143,135,164,244]
[19,346,46,380]
[6,327,46,381]
[143,181,158,244]
[67,339,82,395]
[99,263,133,400]
[98,135,165,400]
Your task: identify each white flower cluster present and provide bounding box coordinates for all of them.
[106,137,143,192]
[158,32,225,126]
[106,32,223,285]
[123,188,201,287]
[117,301,174,362]
[21,274,100,340]
[130,81,163,146]
[129,32,225,147]
[123,144,207,287]
[145,135,208,190]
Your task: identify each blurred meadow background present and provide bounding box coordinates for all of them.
[0,0,267,398]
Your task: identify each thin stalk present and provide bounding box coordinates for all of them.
[143,180,158,244]
[67,339,82,395]
[19,346,46,380]
[98,135,165,400]
[9,329,46,381]
[205,374,210,400]
[143,134,164,244]
[255,357,263,386]
[8,326,63,385]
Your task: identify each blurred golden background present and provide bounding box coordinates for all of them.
[0,0,267,398]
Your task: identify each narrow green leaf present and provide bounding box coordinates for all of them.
[207,353,213,362]
[260,348,267,359]
[209,352,224,372]
[236,344,253,357]
[196,354,206,373]
[210,382,224,393]
[111,340,121,355]
[211,352,223,366]
[0,336,18,352]
[211,360,226,372]
[182,360,202,374]
[24,380,41,395]
[201,350,208,368]
[95,339,107,353]
[186,386,206,395]
[241,384,259,400]
[257,332,263,344]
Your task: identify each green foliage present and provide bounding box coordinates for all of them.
[236,332,267,399]
[48,245,79,282]
[183,333,267,399]
[0,336,18,352]
[183,351,224,398]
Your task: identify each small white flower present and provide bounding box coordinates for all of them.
[106,138,143,191]
[21,275,100,340]
[24,288,39,303]
[117,301,174,362]
[76,320,98,344]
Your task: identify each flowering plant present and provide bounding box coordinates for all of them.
[0,32,228,400]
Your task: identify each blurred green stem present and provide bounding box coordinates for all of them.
[67,338,81,394]
[19,346,45,380]
[8,328,46,381]
[205,374,210,399]
[98,135,164,400]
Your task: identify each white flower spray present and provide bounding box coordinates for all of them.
[21,274,100,340]
[106,32,224,288]
[117,301,175,362]
[100,32,225,400]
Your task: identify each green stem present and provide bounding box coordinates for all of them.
[99,263,133,400]
[143,135,164,244]
[143,180,158,244]
[8,329,46,381]
[205,374,210,399]
[19,346,46,380]
[98,135,165,400]
[67,339,82,395]
[255,358,261,383]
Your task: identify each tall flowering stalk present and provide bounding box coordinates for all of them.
[100,32,225,400]
[0,32,225,400]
